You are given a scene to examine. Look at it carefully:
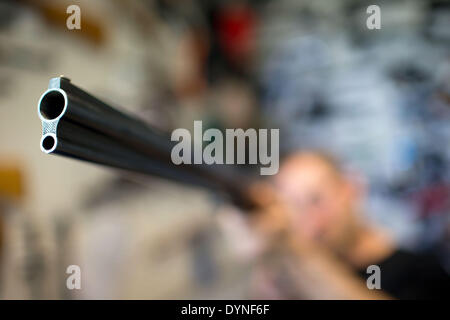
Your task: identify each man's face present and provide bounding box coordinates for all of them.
[275,154,358,251]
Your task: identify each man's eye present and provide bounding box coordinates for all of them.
[309,193,323,206]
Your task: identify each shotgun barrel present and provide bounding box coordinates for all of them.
[37,77,255,208]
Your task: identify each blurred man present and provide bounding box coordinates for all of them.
[251,151,450,299]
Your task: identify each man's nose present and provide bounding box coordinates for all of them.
[307,209,329,238]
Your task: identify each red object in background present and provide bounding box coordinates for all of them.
[413,183,450,218]
[216,3,256,64]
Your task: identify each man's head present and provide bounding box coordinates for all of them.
[274,151,362,252]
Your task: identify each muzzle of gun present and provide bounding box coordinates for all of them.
[37,77,257,209]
